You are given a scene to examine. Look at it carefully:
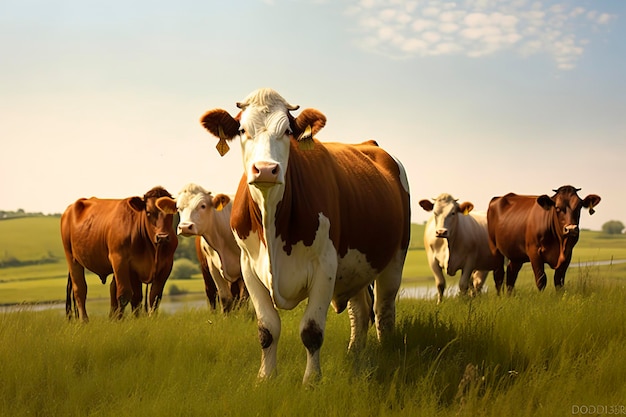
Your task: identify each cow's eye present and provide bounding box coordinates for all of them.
[238,128,245,135]
[200,204,206,210]
[285,128,293,136]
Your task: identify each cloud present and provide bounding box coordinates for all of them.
[344,0,617,69]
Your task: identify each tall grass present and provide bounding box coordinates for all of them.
[2,273,626,417]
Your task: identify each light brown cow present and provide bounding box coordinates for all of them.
[61,186,178,321]
[419,193,496,303]
[157,183,247,312]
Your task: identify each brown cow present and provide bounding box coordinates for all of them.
[61,186,178,321]
[487,185,601,293]
[200,88,410,384]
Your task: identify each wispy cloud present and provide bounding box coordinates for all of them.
[344,0,617,69]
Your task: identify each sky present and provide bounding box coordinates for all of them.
[1,0,624,231]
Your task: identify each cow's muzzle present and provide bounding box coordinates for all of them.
[177,222,197,236]
[155,233,170,244]
[563,224,579,236]
[435,229,448,238]
[250,161,280,186]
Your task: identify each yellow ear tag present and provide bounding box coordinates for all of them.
[216,125,230,156]
[463,207,470,215]
[216,201,224,211]
[298,125,314,150]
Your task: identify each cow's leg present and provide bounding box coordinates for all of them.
[506,261,524,293]
[373,249,405,344]
[130,276,143,316]
[209,263,235,313]
[553,258,571,289]
[109,254,132,318]
[202,268,218,310]
[470,270,488,296]
[242,260,281,380]
[148,278,166,315]
[428,253,446,304]
[493,252,505,295]
[300,268,335,385]
[526,252,547,290]
[109,280,119,319]
[346,286,372,351]
[458,267,473,296]
[68,263,89,322]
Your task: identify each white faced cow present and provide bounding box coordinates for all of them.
[157,183,246,312]
[419,193,496,303]
[199,88,411,384]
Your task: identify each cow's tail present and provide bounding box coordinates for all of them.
[65,273,77,320]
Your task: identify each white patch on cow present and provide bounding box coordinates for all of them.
[391,154,410,194]
[333,248,378,309]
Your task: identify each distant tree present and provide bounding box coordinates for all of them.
[174,236,199,261]
[170,258,200,279]
[601,220,625,235]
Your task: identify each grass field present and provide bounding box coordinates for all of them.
[1,217,626,416]
[2,275,626,417]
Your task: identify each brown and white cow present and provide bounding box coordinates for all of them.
[487,185,601,293]
[157,183,247,312]
[199,88,411,384]
[419,193,496,303]
[61,186,178,321]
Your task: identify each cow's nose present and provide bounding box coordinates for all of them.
[435,229,448,238]
[177,223,195,236]
[156,233,170,244]
[251,161,280,184]
[563,224,579,236]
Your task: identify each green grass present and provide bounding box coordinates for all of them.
[2,275,626,417]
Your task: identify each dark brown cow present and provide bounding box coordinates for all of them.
[487,185,601,293]
[61,186,178,321]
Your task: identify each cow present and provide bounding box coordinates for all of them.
[487,185,601,293]
[61,186,178,322]
[156,183,247,312]
[419,193,496,303]
[199,88,411,384]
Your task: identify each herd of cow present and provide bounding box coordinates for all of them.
[59,88,600,384]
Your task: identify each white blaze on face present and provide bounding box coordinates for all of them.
[238,105,292,188]
[175,185,213,236]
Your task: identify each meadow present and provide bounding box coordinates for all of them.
[1,216,626,416]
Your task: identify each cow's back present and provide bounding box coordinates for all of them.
[322,141,410,271]
[61,198,124,277]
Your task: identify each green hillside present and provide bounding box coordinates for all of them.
[0,216,624,305]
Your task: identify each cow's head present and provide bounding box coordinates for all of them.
[419,193,474,239]
[157,183,231,237]
[536,185,601,238]
[130,186,177,244]
[200,88,326,200]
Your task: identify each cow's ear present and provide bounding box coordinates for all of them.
[128,197,145,212]
[291,108,326,150]
[536,195,555,210]
[156,196,178,215]
[458,202,474,215]
[582,194,601,215]
[200,109,241,156]
[418,199,434,212]
[213,194,231,211]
